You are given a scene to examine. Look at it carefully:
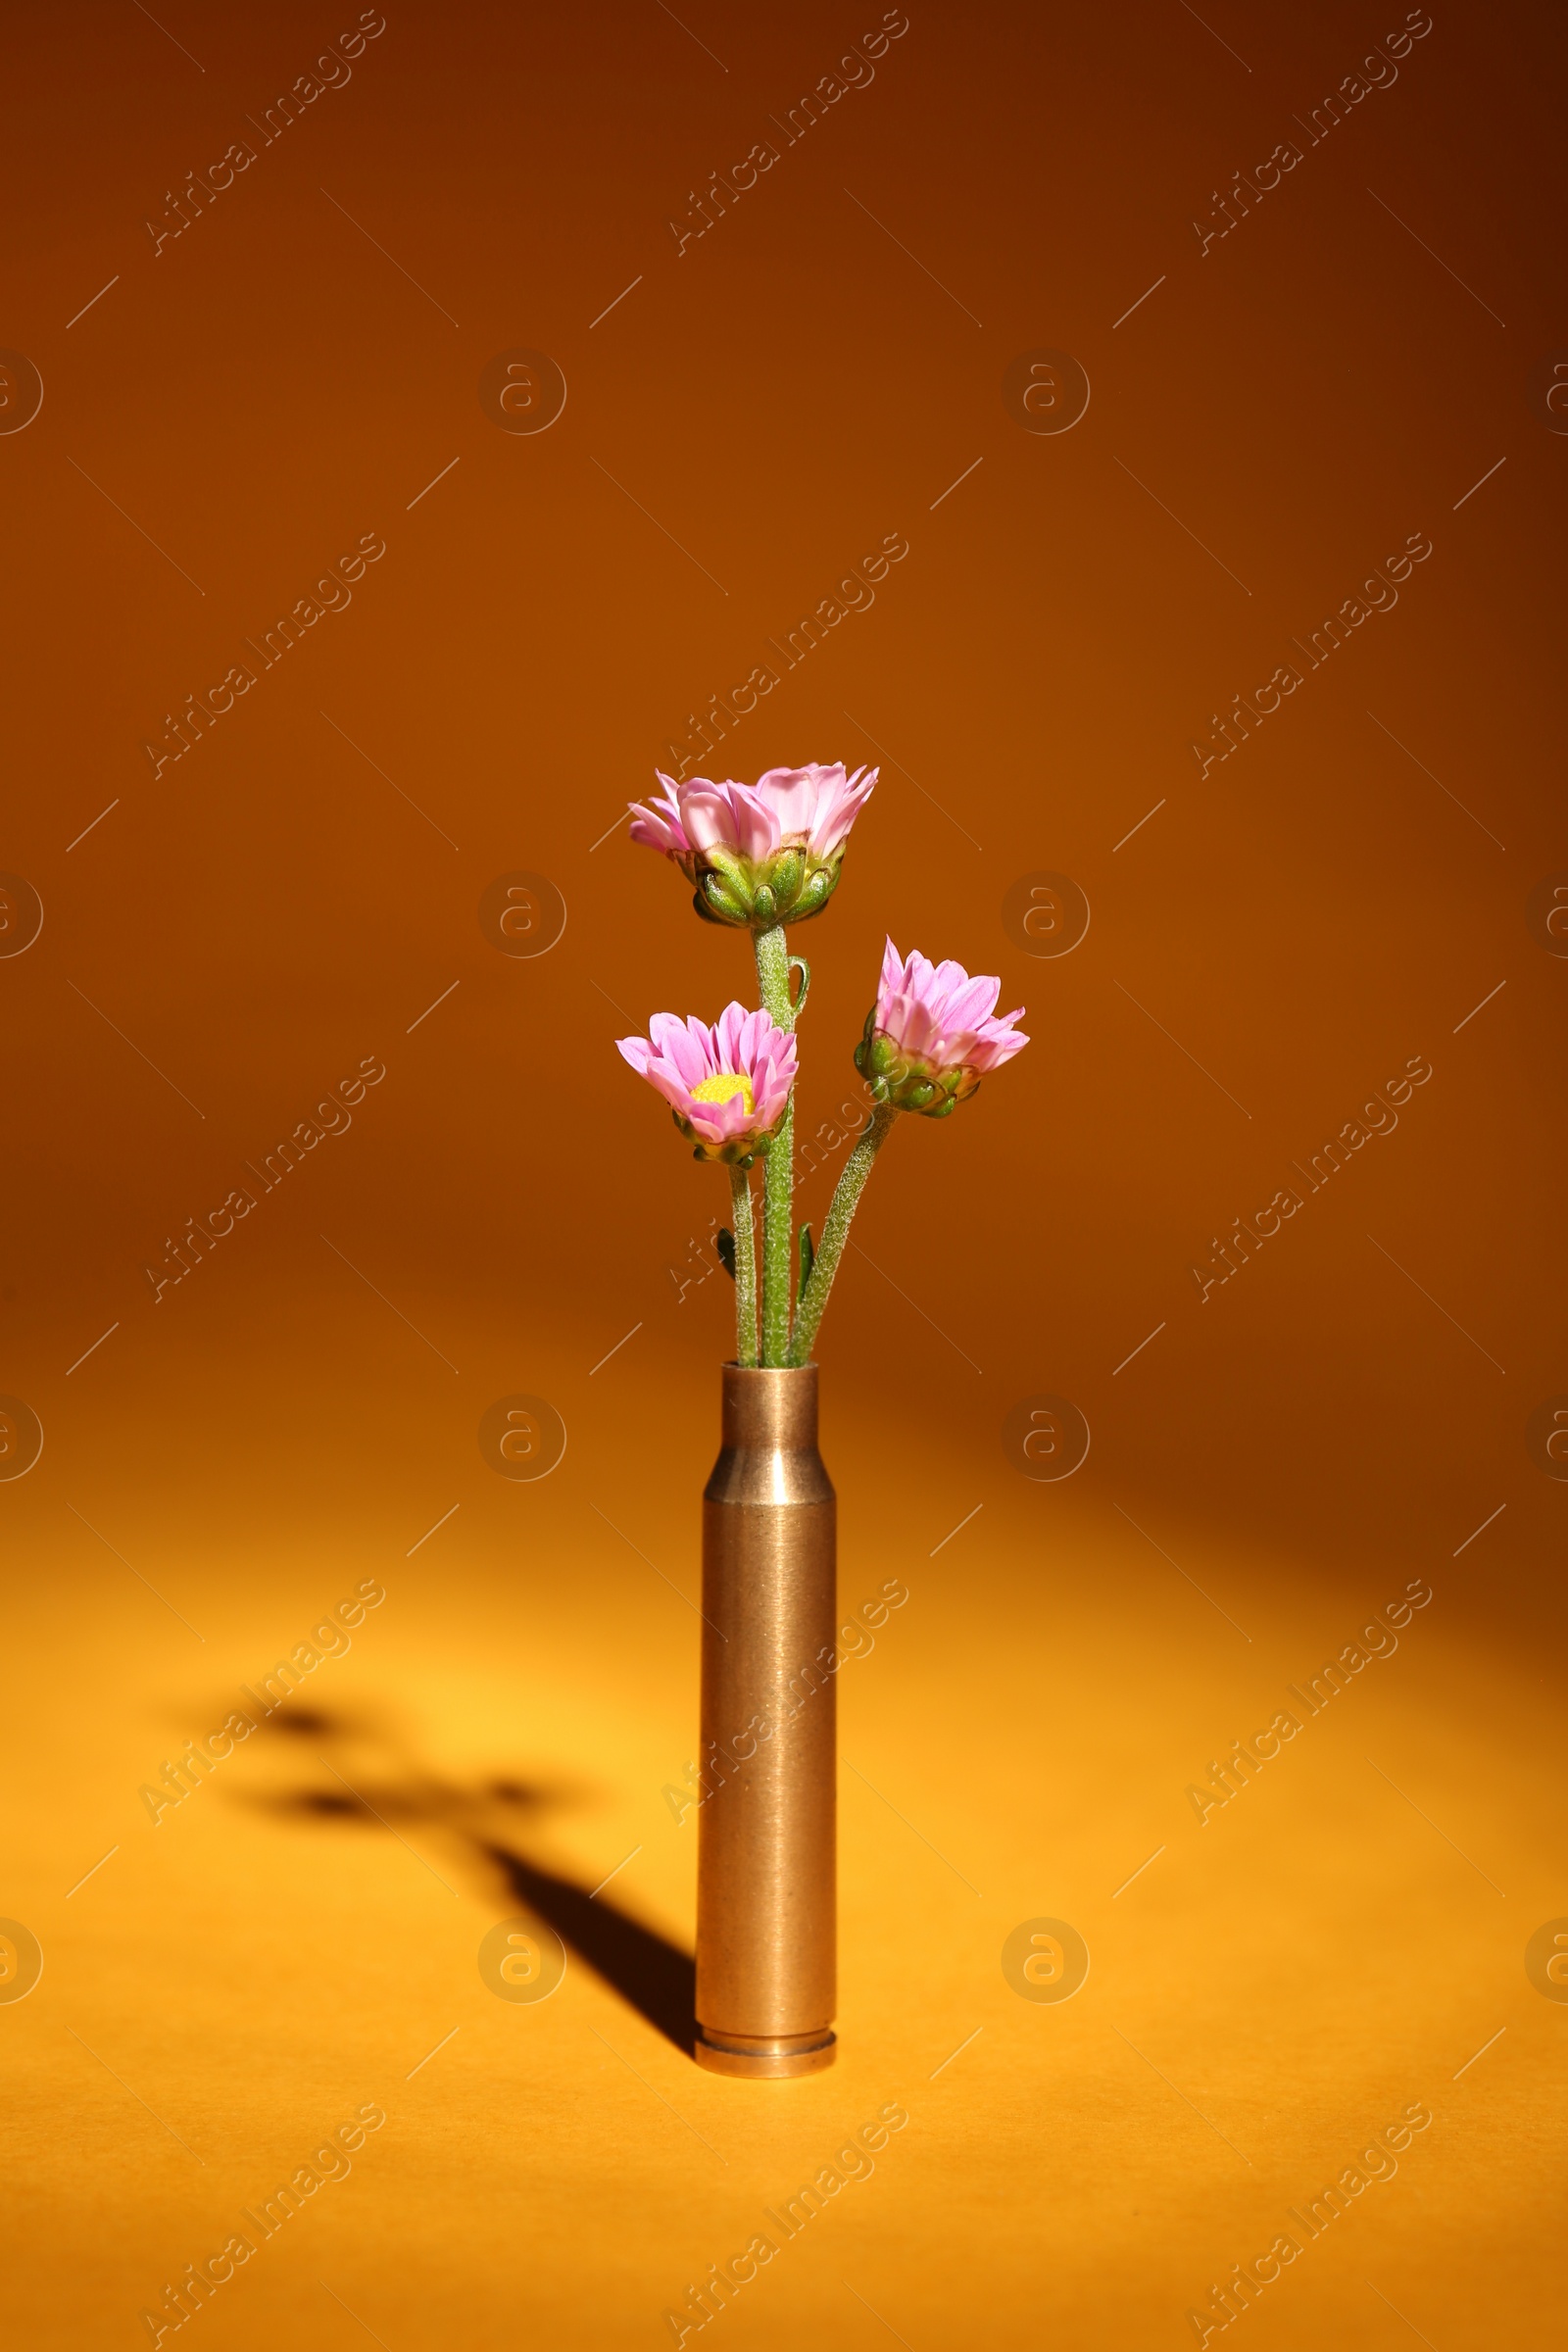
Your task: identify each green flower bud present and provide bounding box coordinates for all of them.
[683,841,847,933]
[854,1008,981,1116]
[789,860,839,921]
[697,871,753,926]
[766,848,805,910]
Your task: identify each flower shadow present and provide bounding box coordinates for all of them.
[226,1701,696,2055]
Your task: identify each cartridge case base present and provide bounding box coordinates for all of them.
[694,2028,836,2080]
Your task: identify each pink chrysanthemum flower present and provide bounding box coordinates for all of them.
[617,1004,798,1165]
[855,940,1028,1116]
[626,762,877,928]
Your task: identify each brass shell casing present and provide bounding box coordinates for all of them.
[694,1364,836,2079]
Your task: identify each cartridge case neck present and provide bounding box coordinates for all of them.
[719,1361,819,1452]
[707,1365,831,1507]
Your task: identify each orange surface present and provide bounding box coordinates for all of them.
[3,2,1564,2345]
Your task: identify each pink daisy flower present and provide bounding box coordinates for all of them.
[617,1003,798,1164]
[856,940,1028,1115]
[626,762,876,927]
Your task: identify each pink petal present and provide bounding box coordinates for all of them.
[678,788,741,855]
[681,1014,724,1079]
[754,1070,791,1126]
[712,1002,752,1069]
[640,1062,696,1115]
[626,771,691,856]
[725,784,781,863]
[737,1005,774,1067]
[877,937,906,1008]
[755,765,820,842]
[650,1015,710,1087]
[966,1024,1029,1072]
[941,974,1003,1032]
[808,764,875,859]
[627,810,673,854]
[884,991,944,1060]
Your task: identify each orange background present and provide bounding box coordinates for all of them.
[3,1,1564,2345]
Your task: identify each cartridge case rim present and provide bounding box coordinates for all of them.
[694,2028,836,2079]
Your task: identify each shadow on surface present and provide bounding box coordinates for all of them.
[225,1700,695,2054]
[484,1843,694,2053]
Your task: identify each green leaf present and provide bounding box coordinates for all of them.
[715,1227,737,1280]
[798,1221,814,1293]
[787,953,811,1021]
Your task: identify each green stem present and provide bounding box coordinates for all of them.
[728,1165,758,1367]
[788,1104,898,1364]
[753,924,796,1367]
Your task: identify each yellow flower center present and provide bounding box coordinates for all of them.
[691,1071,755,1113]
